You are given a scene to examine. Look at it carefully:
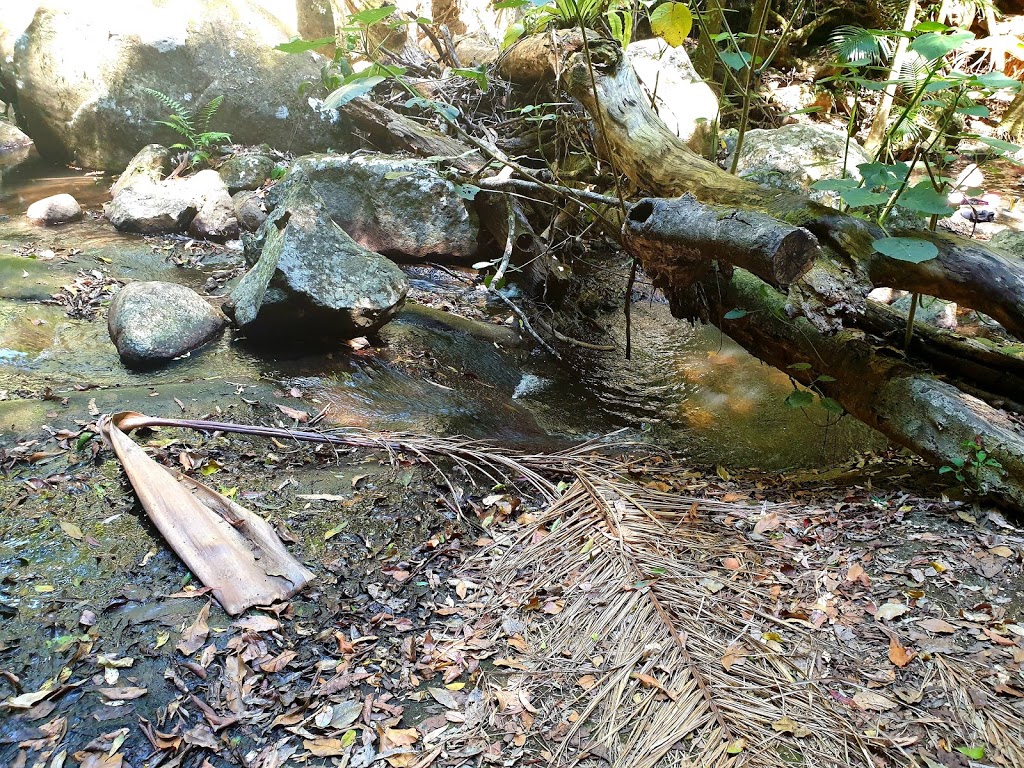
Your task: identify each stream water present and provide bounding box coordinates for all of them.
[0,154,883,470]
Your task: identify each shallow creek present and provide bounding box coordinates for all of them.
[0,154,882,469]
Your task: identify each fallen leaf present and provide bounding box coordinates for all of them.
[177,603,211,656]
[428,687,459,709]
[276,404,309,423]
[988,545,1014,558]
[853,690,899,711]
[875,602,908,622]
[98,687,147,701]
[918,617,957,634]
[888,636,915,667]
[577,675,598,690]
[233,615,280,633]
[721,643,749,672]
[772,716,811,737]
[60,521,83,540]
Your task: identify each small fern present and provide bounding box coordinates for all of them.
[143,87,231,169]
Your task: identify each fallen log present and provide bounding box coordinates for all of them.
[496,33,1024,341]
[492,32,1024,510]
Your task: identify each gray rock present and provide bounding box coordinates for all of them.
[187,169,238,240]
[225,176,408,340]
[10,1,353,172]
[26,193,81,224]
[218,153,275,193]
[111,144,171,197]
[272,154,482,263]
[892,294,958,330]
[0,119,32,152]
[233,190,267,232]
[990,229,1024,261]
[106,168,238,238]
[729,124,872,206]
[104,178,198,234]
[626,39,718,156]
[108,281,225,364]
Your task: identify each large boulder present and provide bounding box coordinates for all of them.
[110,143,171,197]
[626,39,719,156]
[225,176,408,339]
[271,154,483,263]
[9,0,352,171]
[729,124,873,207]
[108,281,226,364]
[187,169,239,240]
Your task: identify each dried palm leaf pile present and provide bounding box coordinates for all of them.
[461,472,1024,768]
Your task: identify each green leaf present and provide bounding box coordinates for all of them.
[872,237,939,263]
[787,362,812,370]
[323,75,386,109]
[650,2,693,47]
[723,308,748,320]
[453,66,489,92]
[898,182,956,215]
[816,374,837,382]
[913,21,949,33]
[502,21,526,49]
[973,71,1021,90]
[785,390,815,408]
[811,178,860,192]
[978,136,1022,155]
[955,104,990,117]
[820,397,844,414]
[719,50,752,71]
[840,188,891,208]
[348,5,396,25]
[494,0,529,6]
[910,30,974,61]
[274,36,336,54]
[939,466,953,474]
[954,746,984,760]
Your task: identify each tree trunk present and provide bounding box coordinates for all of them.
[296,0,336,57]
[863,0,918,155]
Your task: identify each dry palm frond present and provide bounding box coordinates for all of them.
[105,411,641,507]
[471,472,879,768]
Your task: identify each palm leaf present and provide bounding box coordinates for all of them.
[829,25,893,66]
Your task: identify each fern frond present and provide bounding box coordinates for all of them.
[196,95,224,132]
[142,87,195,122]
[154,117,195,140]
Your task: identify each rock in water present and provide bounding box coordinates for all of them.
[9,1,352,171]
[0,120,33,152]
[105,167,238,238]
[187,169,239,241]
[273,154,482,263]
[108,281,226,364]
[26,193,82,224]
[225,177,408,340]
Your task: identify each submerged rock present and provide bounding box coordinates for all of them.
[218,153,275,193]
[225,176,408,340]
[108,281,225,364]
[626,39,719,156]
[26,193,81,224]
[273,154,482,263]
[9,1,353,171]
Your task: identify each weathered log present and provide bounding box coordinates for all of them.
[496,33,1024,341]
[712,271,1024,510]
[624,194,820,296]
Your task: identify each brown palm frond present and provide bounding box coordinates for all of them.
[471,473,880,768]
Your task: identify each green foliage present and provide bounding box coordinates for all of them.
[784,365,844,416]
[940,439,1004,491]
[143,88,231,169]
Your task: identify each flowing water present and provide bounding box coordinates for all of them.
[0,154,883,469]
